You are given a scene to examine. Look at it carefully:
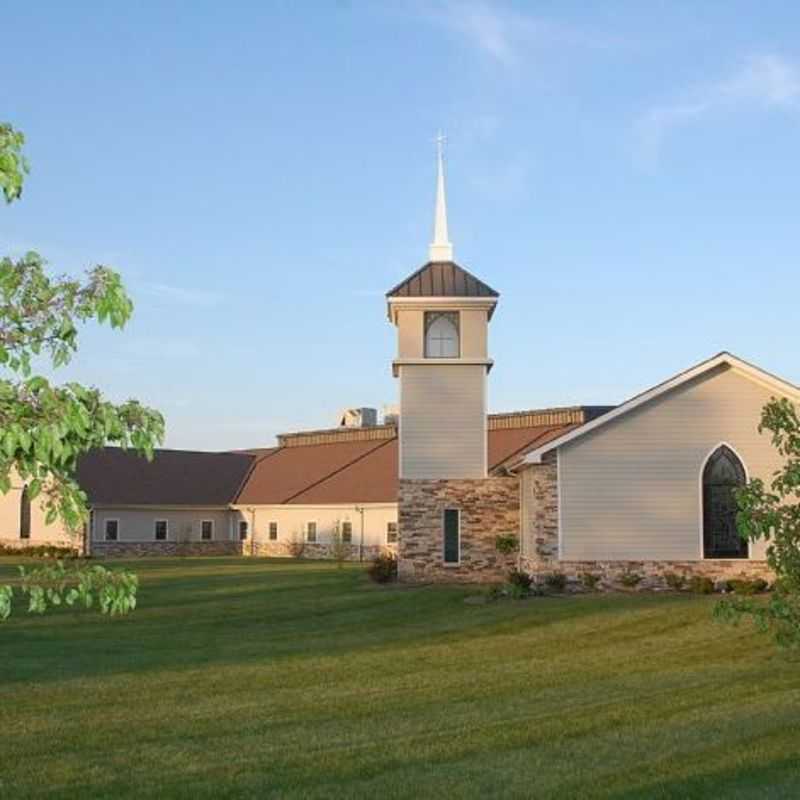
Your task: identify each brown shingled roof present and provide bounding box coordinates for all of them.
[386,261,499,298]
[77,448,255,506]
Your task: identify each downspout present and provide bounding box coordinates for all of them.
[355,505,365,562]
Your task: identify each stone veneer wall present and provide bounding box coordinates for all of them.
[245,541,396,561]
[519,453,773,590]
[89,540,397,560]
[398,478,520,582]
[91,541,244,558]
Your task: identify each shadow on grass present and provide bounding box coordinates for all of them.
[0,558,712,689]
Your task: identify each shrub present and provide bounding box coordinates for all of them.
[689,575,715,595]
[508,582,529,600]
[0,544,79,559]
[288,534,306,559]
[580,572,601,591]
[725,577,770,596]
[663,571,686,591]
[619,570,643,588]
[494,533,519,555]
[329,528,351,567]
[367,552,397,584]
[507,568,533,591]
[545,572,567,592]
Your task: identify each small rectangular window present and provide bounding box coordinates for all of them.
[443,509,460,564]
[387,521,398,544]
[201,520,213,541]
[268,521,278,541]
[306,521,317,543]
[239,521,248,541]
[155,520,168,541]
[105,519,119,542]
[341,521,352,543]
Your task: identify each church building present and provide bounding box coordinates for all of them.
[1,143,797,588]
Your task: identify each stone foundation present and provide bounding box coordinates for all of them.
[398,477,520,582]
[90,541,245,558]
[519,555,773,590]
[245,541,396,561]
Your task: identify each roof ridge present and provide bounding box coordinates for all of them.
[281,437,395,504]
[489,424,576,472]
[231,447,284,504]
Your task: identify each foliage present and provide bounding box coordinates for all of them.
[494,533,519,555]
[508,568,533,591]
[0,123,28,202]
[0,123,164,535]
[288,533,306,559]
[544,571,567,592]
[580,572,601,591]
[367,552,397,584]
[724,577,770,596]
[689,576,715,595]
[0,560,137,621]
[619,570,643,589]
[0,543,79,558]
[330,523,351,567]
[715,397,800,647]
[663,571,687,591]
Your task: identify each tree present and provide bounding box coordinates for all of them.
[0,123,164,620]
[715,397,800,647]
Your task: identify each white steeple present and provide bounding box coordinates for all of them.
[429,132,454,262]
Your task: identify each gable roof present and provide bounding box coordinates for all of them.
[77,448,255,506]
[386,261,499,299]
[521,352,800,466]
[234,407,606,506]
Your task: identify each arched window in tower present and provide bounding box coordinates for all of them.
[424,311,459,358]
[19,485,31,540]
[702,445,748,559]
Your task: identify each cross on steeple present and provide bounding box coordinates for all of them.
[429,132,453,263]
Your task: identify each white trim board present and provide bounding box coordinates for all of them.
[524,352,800,465]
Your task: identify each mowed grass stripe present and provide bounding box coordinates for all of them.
[2,557,799,799]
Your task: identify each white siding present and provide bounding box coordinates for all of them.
[92,508,234,543]
[236,504,397,548]
[400,364,486,479]
[560,365,783,561]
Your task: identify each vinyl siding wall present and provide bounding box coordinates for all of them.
[233,504,398,548]
[91,508,234,543]
[559,365,783,561]
[400,364,486,478]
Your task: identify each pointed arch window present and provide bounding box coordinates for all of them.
[424,311,459,358]
[19,485,31,540]
[702,445,748,559]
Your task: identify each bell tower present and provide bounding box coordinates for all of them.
[386,137,498,481]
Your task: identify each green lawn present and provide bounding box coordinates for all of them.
[2,558,799,799]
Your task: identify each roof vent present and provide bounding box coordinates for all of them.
[339,407,378,429]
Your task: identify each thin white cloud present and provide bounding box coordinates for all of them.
[419,0,619,67]
[636,54,800,167]
[141,282,222,308]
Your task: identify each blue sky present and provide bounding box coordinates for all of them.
[4,1,800,449]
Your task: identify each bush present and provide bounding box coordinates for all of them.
[580,572,601,591]
[367,552,397,584]
[494,533,519,555]
[619,570,643,589]
[507,568,533,591]
[725,577,770,596]
[287,534,306,559]
[663,571,686,591]
[0,544,79,559]
[545,572,567,592]
[689,575,715,595]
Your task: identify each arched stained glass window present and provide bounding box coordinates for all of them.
[424,311,459,358]
[702,445,748,559]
